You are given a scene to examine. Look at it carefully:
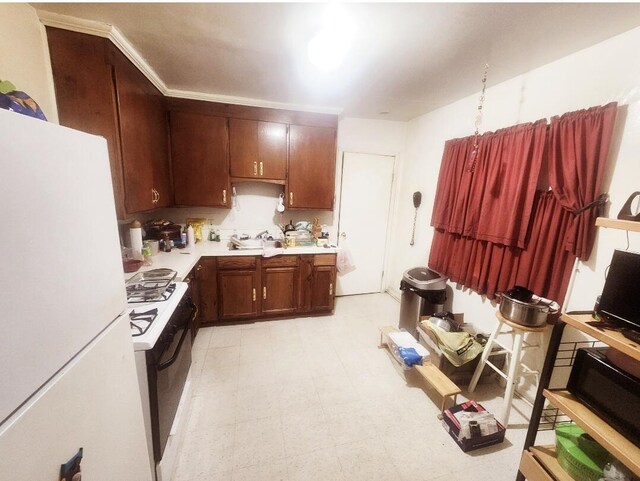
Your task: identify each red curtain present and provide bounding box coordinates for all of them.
[548,102,617,260]
[428,102,618,306]
[430,120,547,248]
[428,229,519,299]
[514,191,575,303]
[428,191,575,303]
[431,137,474,232]
[465,120,547,248]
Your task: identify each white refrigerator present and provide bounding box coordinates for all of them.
[0,109,153,480]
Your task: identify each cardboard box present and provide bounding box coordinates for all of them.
[417,317,505,385]
[442,400,506,452]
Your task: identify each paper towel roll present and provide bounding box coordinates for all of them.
[129,223,143,255]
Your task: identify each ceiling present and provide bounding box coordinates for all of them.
[33,3,640,121]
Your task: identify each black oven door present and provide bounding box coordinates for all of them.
[147,295,196,461]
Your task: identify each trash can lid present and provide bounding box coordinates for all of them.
[402,267,447,291]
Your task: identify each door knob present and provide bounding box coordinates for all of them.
[340,232,347,238]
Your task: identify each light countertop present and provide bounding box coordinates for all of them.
[126,241,338,281]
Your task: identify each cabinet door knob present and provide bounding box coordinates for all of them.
[252,288,256,302]
[254,161,258,176]
[196,264,202,271]
[263,286,267,300]
[289,191,293,206]
[222,189,227,204]
[329,283,333,296]
[155,189,160,203]
[151,188,157,204]
[259,161,264,176]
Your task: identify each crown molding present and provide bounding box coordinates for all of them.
[165,88,343,116]
[36,10,167,94]
[36,10,343,117]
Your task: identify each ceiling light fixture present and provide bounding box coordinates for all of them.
[307,4,353,72]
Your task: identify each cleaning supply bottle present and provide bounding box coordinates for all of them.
[187,224,195,246]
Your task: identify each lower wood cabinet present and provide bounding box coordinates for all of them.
[311,265,336,312]
[193,257,218,324]
[262,255,299,316]
[184,265,200,342]
[300,254,336,313]
[194,253,335,325]
[218,270,259,320]
[217,256,259,320]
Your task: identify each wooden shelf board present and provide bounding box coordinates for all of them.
[560,313,640,362]
[530,446,574,481]
[595,217,640,232]
[519,450,555,481]
[543,390,640,477]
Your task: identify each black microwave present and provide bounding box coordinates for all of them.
[567,348,640,445]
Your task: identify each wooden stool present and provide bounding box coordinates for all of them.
[415,362,461,414]
[468,312,548,427]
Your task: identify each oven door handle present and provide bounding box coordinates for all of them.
[157,303,197,371]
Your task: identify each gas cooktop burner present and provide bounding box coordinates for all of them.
[127,283,176,304]
[130,308,159,336]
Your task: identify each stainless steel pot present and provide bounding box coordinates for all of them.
[428,316,459,332]
[498,292,560,327]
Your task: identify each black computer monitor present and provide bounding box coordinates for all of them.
[598,249,640,332]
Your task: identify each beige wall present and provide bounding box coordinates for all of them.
[0,4,57,122]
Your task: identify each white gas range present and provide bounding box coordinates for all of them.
[128,281,189,351]
[126,271,195,481]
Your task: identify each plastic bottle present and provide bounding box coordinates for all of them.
[129,219,143,255]
[187,224,195,246]
[162,233,172,252]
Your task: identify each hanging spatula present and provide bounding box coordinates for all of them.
[410,191,422,246]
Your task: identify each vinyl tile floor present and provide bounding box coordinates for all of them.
[173,293,547,481]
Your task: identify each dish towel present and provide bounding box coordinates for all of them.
[262,247,285,258]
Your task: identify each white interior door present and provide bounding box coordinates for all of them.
[337,152,395,296]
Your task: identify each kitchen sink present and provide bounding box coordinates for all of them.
[229,236,283,250]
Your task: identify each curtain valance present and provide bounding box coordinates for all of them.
[431,120,547,249]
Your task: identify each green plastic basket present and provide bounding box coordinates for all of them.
[555,423,610,481]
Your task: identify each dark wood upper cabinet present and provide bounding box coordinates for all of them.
[287,125,336,210]
[229,119,287,181]
[169,111,230,207]
[46,27,171,218]
[112,49,171,212]
[46,28,125,218]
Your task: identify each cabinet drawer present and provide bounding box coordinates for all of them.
[314,254,336,266]
[262,255,299,268]
[217,256,257,270]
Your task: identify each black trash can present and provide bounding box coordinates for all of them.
[399,267,447,339]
